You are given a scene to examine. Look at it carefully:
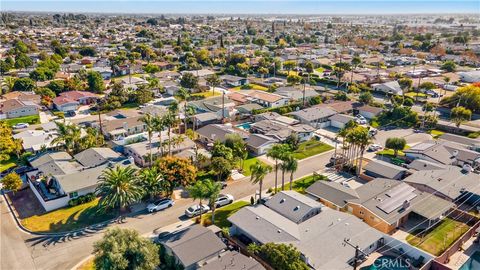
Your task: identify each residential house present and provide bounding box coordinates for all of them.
[95,116,147,140]
[329,114,356,129]
[245,90,290,108]
[274,86,320,102]
[306,178,454,234]
[371,81,403,95]
[26,148,133,211]
[356,105,384,119]
[53,91,98,112]
[458,70,480,83]
[196,124,248,145]
[228,191,385,269]
[289,107,337,128]
[246,134,278,156]
[363,159,408,180]
[404,140,480,167]
[220,74,248,87]
[0,99,39,119]
[2,91,41,104]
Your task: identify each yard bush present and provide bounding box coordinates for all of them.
[468,132,480,139]
[68,193,96,207]
[53,111,65,118]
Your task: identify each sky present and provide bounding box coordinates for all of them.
[2,0,479,14]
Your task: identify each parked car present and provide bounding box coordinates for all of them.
[147,198,174,213]
[215,194,234,208]
[368,144,383,152]
[13,123,29,129]
[368,128,378,136]
[65,111,76,117]
[185,204,210,217]
[220,181,227,189]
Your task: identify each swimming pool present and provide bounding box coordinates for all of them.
[360,256,409,270]
[236,122,252,130]
[460,251,480,270]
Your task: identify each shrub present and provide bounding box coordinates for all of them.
[68,193,96,207]
[468,132,480,139]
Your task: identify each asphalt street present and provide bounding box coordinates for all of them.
[1,150,334,270]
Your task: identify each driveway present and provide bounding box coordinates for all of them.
[1,150,334,270]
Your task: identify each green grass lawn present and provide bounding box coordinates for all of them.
[291,140,334,160]
[315,67,325,73]
[275,174,327,194]
[376,145,410,158]
[191,90,221,98]
[405,92,428,98]
[406,218,470,256]
[21,198,117,233]
[119,102,139,109]
[5,115,40,127]
[77,258,95,270]
[231,83,268,91]
[202,201,250,228]
[430,129,445,139]
[241,157,268,176]
[0,156,17,173]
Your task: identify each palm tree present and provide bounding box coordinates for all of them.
[203,180,222,225]
[350,56,362,84]
[162,112,177,156]
[153,115,165,156]
[353,127,372,176]
[249,161,272,203]
[266,144,291,193]
[96,166,143,212]
[283,156,298,190]
[51,121,81,154]
[187,181,209,224]
[140,113,156,165]
[175,87,191,133]
[139,167,163,200]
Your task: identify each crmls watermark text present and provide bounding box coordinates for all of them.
[373,257,411,268]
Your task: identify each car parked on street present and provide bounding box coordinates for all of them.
[214,194,234,208]
[13,123,29,129]
[368,144,383,152]
[185,204,210,217]
[147,198,174,213]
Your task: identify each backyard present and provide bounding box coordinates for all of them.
[21,198,117,233]
[0,156,17,173]
[291,140,334,160]
[231,83,268,91]
[5,115,40,127]
[406,218,470,256]
[201,201,250,228]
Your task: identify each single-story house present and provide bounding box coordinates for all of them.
[356,105,383,119]
[289,107,337,128]
[0,99,39,119]
[329,114,356,129]
[220,75,248,87]
[246,134,278,156]
[371,81,403,95]
[196,124,248,145]
[363,159,408,180]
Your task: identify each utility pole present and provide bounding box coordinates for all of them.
[343,239,368,270]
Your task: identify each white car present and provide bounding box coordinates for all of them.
[13,123,29,129]
[215,194,234,208]
[185,204,210,217]
[368,144,383,152]
[147,198,174,212]
[356,118,367,125]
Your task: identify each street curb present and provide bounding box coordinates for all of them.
[1,191,142,237]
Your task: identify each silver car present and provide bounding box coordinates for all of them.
[214,194,234,208]
[185,204,210,217]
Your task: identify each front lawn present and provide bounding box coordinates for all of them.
[315,67,325,73]
[21,198,117,233]
[192,90,221,98]
[406,218,470,256]
[291,140,334,160]
[405,92,428,99]
[429,129,445,139]
[202,201,250,228]
[5,115,40,127]
[241,157,268,176]
[0,156,17,173]
[376,145,410,158]
[231,83,268,91]
[275,174,327,194]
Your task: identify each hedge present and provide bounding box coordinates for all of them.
[68,193,96,207]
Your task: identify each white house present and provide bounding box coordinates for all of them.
[371,81,403,95]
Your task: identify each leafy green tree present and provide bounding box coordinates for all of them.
[249,161,272,202]
[51,122,81,154]
[47,80,66,95]
[12,78,35,91]
[385,137,407,157]
[94,228,159,270]
[285,133,300,151]
[359,91,373,104]
[79,46,96,57]
[1,172,23,193]
[205,74,221,96]
[398,78,413,91]
[87,71,105,93]
[131,85,153,104]
[451,106,472,128]
[287,74,302,85]
[211,156,233,182]
[441,84,480,113]
[283,60,296,76]
[250,243,309,270]
[14,53,33,70]
[156,156,197,197]
[180,72,199,89]
[139,167,164,200]
[225,133,248,169]
[143,63,160,74]
[211,141,234,161]
[441,60,456,72]
[253,37,267,50]
[96,166,143,211]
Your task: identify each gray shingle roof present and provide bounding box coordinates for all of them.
[74,148,121,168]
[265,191,323,223]
[364,159,407,179]
[306,181,359,207]
[200,251,265,270]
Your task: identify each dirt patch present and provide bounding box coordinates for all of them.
[7,188,45,219]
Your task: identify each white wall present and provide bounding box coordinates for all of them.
[28,181,70,212]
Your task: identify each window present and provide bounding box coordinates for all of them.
[69,192,78,198]
[359,210,364,215]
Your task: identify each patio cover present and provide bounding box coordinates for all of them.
[411,194,455,220]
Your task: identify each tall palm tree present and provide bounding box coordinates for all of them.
[140,113,155,165]
[162,112,177,156]
[52,121,81,154]
[153,115,165,156]
[96,166,143,212]
[353,127,372,176]
[249,161,272,203]
[175,87,191,133]
[138,167,163,200]
[350,56,362,84]
[283,156,298,190]
[187,180,209,224]
[203,180,222,225]
[266,144,291,193]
